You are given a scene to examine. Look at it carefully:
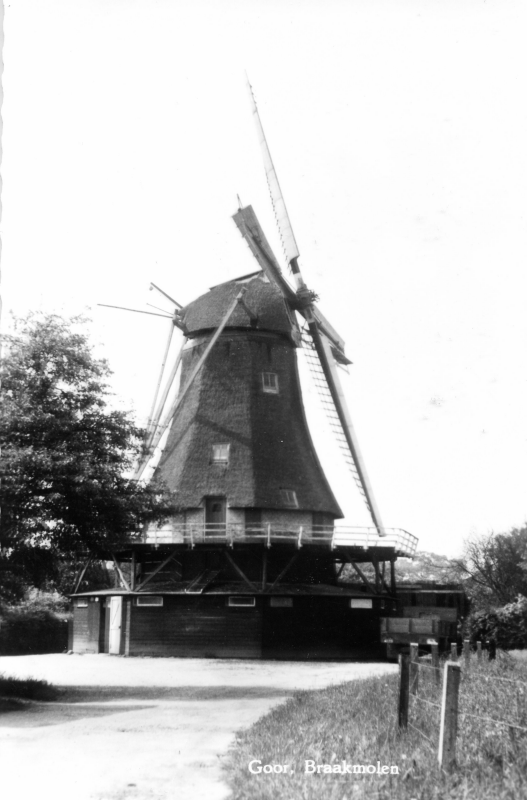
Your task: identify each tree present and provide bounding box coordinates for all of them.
[0,313,174,599]
[453,527,527,610]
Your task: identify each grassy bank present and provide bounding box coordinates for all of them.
[226,654,527,800]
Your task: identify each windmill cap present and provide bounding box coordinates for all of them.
[180,273,298,339]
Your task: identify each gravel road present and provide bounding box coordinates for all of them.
[0,654,396,800]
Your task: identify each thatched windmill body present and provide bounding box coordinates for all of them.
[69,91,417,659]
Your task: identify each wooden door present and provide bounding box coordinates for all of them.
[109,596,122,655]
[205,497,226,523]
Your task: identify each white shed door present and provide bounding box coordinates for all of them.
[109,597,122,655]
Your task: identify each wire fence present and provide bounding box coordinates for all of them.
[398,641,527,772]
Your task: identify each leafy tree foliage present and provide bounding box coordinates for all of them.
[0,313,174,599]
[453,527,527,610]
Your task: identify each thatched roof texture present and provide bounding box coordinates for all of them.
[155,274,342,517]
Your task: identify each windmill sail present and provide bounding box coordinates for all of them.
[301,327,383,528]
[247,79,302,279]
[242,80,387,534]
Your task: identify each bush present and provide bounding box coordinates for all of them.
[468,594,527,649]
[0,593,70,655]
[0,673,58,701]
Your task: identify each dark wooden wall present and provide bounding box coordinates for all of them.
[128,595,262,658]
[72,594,391,659]
[262,596,386,660]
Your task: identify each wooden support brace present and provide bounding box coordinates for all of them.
[344,556,377,594]
[335,561,346,579]
[73,558,92,594]
[372,556,381,590]
[261,549,268,591]
[372,555,391,594]
[390,558,397,595]
[225,551,259,592]
[130,550,136,591]
[110,553,131,592]
[135,551,180,591]
[269,553,299,589]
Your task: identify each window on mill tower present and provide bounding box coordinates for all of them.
[262,372,279,394]
[211,443,230,463]
[280,489,298,508]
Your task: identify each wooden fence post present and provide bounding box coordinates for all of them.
[398,653,410,730]
[463,639,470,666]
[488,640,496,661]
[450,642,457,661]
[410,643,419,696]
[438,661,461,771]
[431,643,440,684]
[476,641,482,662]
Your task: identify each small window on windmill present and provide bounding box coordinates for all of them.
[136,596,163,607]
[228,596,256,607]
[280,489,298,508]
[211,443,230,464]
[350,599,373,609]
[270,597,293,608]
[262,372,279,394]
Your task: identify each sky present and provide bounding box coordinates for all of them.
[2,0,527,556]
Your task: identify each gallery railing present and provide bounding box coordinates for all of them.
[143,523,418,557]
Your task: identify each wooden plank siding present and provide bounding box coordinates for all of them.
[72,600,102,653]
[128,596,262,658]
[71,594,390,659]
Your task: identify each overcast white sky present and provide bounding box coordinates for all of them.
[2,0,527,556]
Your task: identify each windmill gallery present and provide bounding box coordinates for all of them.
[69,91,418,660]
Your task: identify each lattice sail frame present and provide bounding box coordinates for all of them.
[300,325,374,518]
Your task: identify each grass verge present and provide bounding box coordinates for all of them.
[0,673,58,702]
[225,653,527,800]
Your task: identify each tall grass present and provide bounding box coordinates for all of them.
[226,653,527,800]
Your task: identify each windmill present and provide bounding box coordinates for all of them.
[69,86,417,660]
[136,86,383,533]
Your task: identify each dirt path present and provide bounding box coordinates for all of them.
[0,654,396,800]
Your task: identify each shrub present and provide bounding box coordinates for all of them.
[468,594,527,649]
[0,674,58,701]
[0,594,70,655]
